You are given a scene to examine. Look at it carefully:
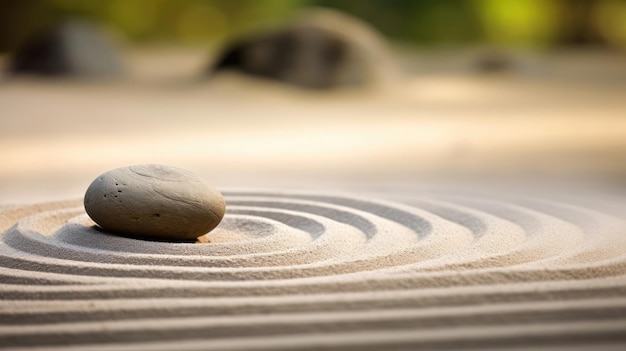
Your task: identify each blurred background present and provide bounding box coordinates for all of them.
[3,0,626,49]
[1,0,626,203]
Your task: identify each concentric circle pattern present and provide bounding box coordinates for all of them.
[2,189,626,350]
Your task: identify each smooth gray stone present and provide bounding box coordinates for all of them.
[84,165,225,241]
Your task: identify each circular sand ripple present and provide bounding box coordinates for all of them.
[2,189,626,350]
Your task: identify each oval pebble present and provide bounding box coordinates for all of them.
[84,164,225,241]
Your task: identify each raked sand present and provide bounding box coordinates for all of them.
[2,49,626,349]
[1,187,626,350]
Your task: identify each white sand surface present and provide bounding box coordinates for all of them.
[2,48,626,202]
[1,49,626,349]
[1,188,626,350]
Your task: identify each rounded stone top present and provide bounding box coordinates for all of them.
[84,164,225,241]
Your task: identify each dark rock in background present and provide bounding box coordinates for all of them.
[8,20,125,77]
[209,10,398,89]
[474,50,516,74]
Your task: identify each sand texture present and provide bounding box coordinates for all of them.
[3,47,626,349]
[1,188,626,350]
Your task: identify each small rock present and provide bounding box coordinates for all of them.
[84,165,225,241]
[474,50,515,74]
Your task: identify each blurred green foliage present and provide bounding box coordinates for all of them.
[1,0,626,52]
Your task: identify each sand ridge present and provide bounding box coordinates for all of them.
[1,188,626,349]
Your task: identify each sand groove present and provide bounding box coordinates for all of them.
[1,189,626,350]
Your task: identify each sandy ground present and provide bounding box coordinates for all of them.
[2,48,626,350]
[2,48,626,203]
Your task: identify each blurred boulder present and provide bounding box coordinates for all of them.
[8,20,125,77]
[209,9,398,89]
[474,49,516,74]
